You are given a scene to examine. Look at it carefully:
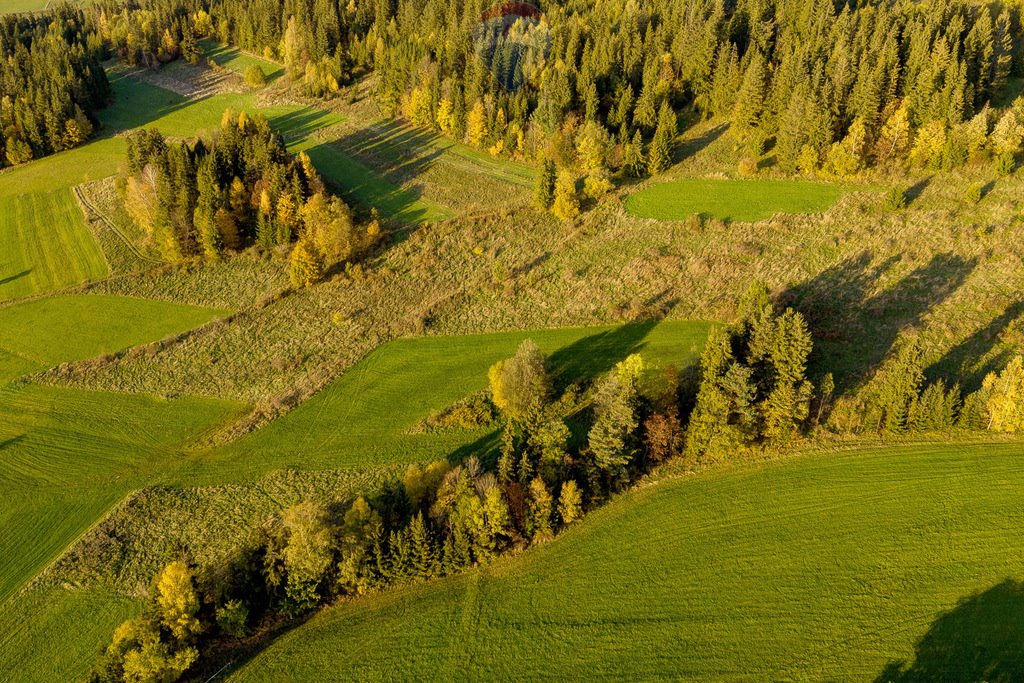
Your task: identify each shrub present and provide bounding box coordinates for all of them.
[738,156,759,177]
[244,64,267,88]
[884,186,907,211]
[215,600,249,637]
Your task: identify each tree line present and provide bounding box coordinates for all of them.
[0,6,109,167]
[120,109,378,283]
[88,285,1024,681]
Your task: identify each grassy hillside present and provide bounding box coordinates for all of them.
[626,177,850,222]
[0,294,227,382]
[230,440,1024,682]
[0,190,109,301]
[0,384,243,602]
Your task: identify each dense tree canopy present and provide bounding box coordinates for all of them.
[0,7,109,167]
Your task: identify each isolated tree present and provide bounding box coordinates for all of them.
[488,339,552,422]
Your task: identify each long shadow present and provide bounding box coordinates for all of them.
[547,320,658,387]
[781,252,977,393]
[334,118,447,186]
[876,580,1024,682]
[675,123,727,164]
[267,107,338,143]
[302,142,432,224]
[0,269,31,287]
[927,300,1024,393]
[905,176,932,206]
[97,70,201,135]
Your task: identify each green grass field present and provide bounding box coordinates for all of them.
[626,177,849,222]
[0,0,51,12]
[0,294,227,382]
[0,384,244,603]
[230,440,1024,682]
[199,39,284,82]
[187,320,714,483]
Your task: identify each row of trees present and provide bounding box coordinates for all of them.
[120,110,376,278]
[0,7,109,167]
[90,282,1024,681]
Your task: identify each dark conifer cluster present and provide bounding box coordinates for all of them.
[0,7,109,167]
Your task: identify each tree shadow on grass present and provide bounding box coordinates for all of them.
[781,251,977,393]
[876,579,1024,683]
[675,123,727,164]
[904,176,932,206]
[926,300,1024,393]
[0,269,31,287]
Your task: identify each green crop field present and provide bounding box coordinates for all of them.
[199,39,284,82]
[0,294,228,382]
[188,320,714,483]
[626,177,850,222]
[230,440,1024,682]
[0,191,109,302]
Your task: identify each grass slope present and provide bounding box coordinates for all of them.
[199,39,284,82]
[188,320,714,482]
[626,177,849,222]
[0,294,227,383]
[231,440,1024,682]
[0,190,109,302]
[0,384,244,603]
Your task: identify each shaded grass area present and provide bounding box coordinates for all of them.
[187,320,714,483]
[0,294,227,383]
[626,177,849,222]
[199,39,284,82]
[230,440,1024,682]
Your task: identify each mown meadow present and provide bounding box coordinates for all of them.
[230,440,1024,682]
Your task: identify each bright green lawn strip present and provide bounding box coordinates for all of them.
[0,294,228,383]
[0,384,245,603]
[198,39,284,82]
[187,320,714,483]
[626,177,849,222]
[231,440,1024,682]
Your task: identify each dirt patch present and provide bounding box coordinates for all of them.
[122,59,246,99]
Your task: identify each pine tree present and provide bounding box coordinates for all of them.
[647,101,677,175]
[557,480,583,525]
[525,477,553,540]
[534,159,556,209]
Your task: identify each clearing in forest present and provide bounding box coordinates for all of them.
[626,177,850,222]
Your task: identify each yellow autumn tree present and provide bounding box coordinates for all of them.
[983,356,1024,432]
[155,561,201,642]
[466,100,489,148]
